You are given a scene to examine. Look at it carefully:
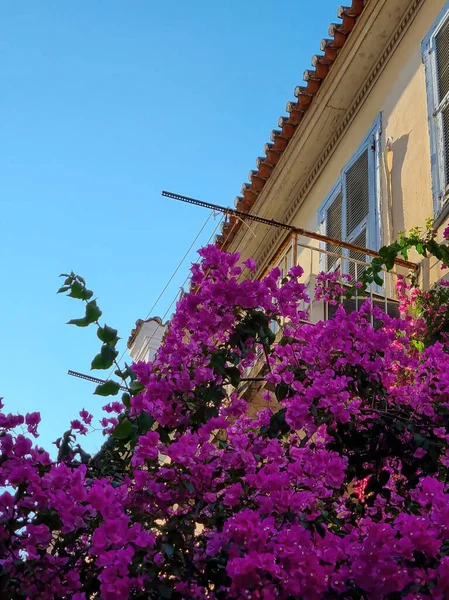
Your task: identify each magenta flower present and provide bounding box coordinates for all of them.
[243,257,257,272]
[223,482,243,507]
[70,419,88,435]
[79,408,93,425]
[3,243,449,598]
[25,411,41,437]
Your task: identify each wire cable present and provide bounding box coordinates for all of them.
[112,212,221,370]
[142,211,214,321]
[132,215,227,363]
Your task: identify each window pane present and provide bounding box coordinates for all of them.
[325,192,342,270]
[436,18,449,103]
[346,149,370,238]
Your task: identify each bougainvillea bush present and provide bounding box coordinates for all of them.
[3,238,449,599]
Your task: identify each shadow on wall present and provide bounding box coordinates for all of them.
[390,132,410,238]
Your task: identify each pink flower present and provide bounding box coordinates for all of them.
[414,447,427,458]
[131,431,160,467]
[25,412,41,437]
[243,257,257,272]
[289,265,304,278]
[79,408,93,425]
[70,419,88,435]
[223,483,243,507]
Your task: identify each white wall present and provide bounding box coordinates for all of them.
[128,320,166,363]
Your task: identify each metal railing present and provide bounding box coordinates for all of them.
[267,233,417,332]
[243,237,415,382]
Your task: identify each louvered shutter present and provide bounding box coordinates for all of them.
[348,229,367,281]
[424,9,449,211]
[325,192,342,271]
[342,147,372,277]
[435,17,449,189]
[345,149,370,239]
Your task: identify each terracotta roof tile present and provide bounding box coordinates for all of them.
[216,0,368,251]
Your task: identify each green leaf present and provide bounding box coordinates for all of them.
[373,272,384,287]
[380,488,391,500]
[68,281,94,301]
[94,380,121,396]
[157,425,171,444]
[266,408,290,439]
[130,380,145,394]
[163,544,174,558]
[379,470,390,487]
[57,285,71,294]
[59,275,73,286]
[97,324,119,344]
[275,383,290,402]
[183,479,195,493]
[209,350,227,374]
[112,420,133,440]
[225,366,240,387]
[122,392,131,409]
[412,339,425,352]
[115,366,132,380]
[416,242,425,256]
[91,344,119,370]
[67,317,91,328]
[315,522,326,538]
[384,253,396,271]
[67,300,102,328]
[85,300,102,324]
[137,411,154,433]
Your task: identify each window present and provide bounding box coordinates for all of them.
[319,116,381,274]
[423,3,449,217]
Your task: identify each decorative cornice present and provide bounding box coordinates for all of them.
[254,0,423,276]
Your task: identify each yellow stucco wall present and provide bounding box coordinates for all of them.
[285,0,447,286]
[241,0,449,409]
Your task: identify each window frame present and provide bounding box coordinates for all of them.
[318,114,382,273]
[422,1,449,220]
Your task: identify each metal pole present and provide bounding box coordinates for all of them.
[162,191,418,272]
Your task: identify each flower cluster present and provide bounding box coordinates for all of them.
[3,245,449,599]
[314,270,360,305]
[395,273,422,315]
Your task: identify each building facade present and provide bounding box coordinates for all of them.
[216,0,449,312]
[128,317,167,364]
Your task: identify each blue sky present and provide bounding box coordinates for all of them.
[0,0,340,454]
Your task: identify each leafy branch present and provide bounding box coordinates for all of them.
[58,272,143,441]
[350,218,449,295]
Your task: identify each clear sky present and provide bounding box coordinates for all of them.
[0,0,340,454]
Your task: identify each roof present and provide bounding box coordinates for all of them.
[127,316,166,349]
[215,0,367,251]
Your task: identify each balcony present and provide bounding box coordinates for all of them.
[241,232,418,399]
[269,231,418,326]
